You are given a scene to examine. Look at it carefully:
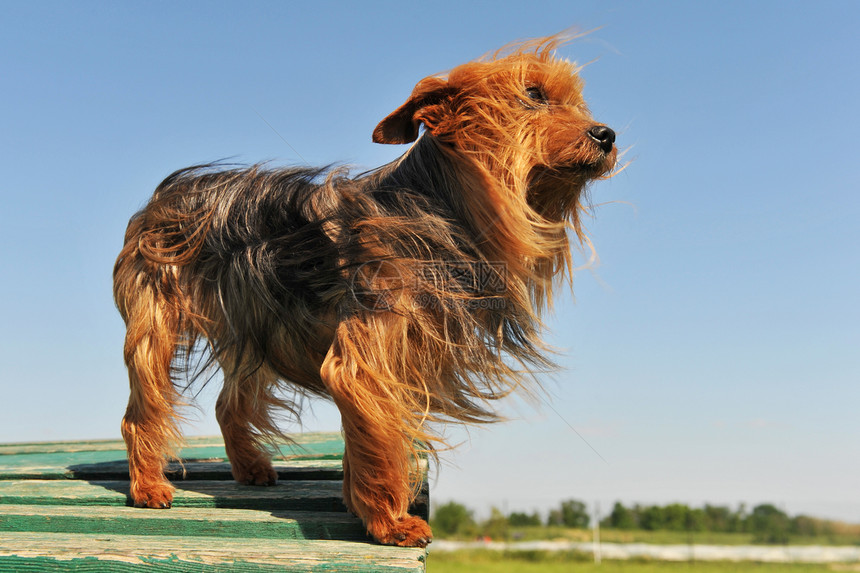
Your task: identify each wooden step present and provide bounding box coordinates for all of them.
[0,433,427,571]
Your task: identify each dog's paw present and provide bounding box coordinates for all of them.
[369,515,433,548]
[232,458,278,486]
[131,481,174,509]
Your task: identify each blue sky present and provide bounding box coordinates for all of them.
[1,1,858,522]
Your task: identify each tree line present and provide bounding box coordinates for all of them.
[602,501,820,543]
[432,499,857,544]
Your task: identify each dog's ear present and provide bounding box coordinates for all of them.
[373,77,453,144]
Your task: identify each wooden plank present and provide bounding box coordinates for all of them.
[0,459,344,481]
[0,532,426,572]
[0,480,345,511]
[0,505,367,541]
[0,439,133,455]
[0,433,345,470]
[0,433,347,480]
[0,433,344,456]
[0,479,430,519]
[3,456,425,482]
[0,434,428,571]
[0,436,220,456]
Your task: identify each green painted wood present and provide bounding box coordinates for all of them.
[0,505,368,540]
[0,433,428,571]
[0,433,343,456]
[0,433,346,480]
[0,479,429,519]
[0,439,134,455]
[0,479,346,511]
[0,433,346,478]
[0,458,344,481]
[0,532,426,572]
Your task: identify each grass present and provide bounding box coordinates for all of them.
[506,526,753,546]
[427,551,846,573]
[467,526,860,547]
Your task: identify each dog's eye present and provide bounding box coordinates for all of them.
[524,86,547,103]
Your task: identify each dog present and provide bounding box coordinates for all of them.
[113,35,616,547]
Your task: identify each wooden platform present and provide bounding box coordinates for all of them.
[0,433,428,571]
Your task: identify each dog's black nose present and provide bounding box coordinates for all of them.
[588,125,616,153]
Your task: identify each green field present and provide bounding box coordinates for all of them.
[447,526,860,547]
[427,551,845,573]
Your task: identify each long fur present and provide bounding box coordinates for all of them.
[114,35,617,547]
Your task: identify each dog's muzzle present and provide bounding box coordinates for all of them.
[587,125,616,154]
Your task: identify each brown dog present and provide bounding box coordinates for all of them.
[113,36,616,547]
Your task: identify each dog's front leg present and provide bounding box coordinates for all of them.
[320,321,433,548]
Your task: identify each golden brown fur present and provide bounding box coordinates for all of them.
[113,36,617,547]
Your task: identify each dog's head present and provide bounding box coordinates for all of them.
[373,36,616,217]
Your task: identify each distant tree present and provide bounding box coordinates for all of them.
[509,511,542,527]
[686,507,706,532]
[560,499,590,529]
[481,507,510,540]
[639,505,665,531]
[432,501,475,537]
[662,503,690,531]
[604,502,637,530]
[748,504,791,544]
[703,504,733,532]
[791,515,823,537]
[547,508,564,527]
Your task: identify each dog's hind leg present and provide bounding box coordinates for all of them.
[119,285,183,509]
[216,365,279,486]
[321,322,433,548]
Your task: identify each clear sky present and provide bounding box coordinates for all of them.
[1,1,858,523]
